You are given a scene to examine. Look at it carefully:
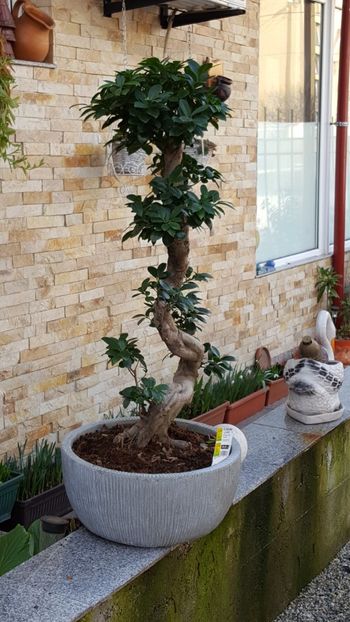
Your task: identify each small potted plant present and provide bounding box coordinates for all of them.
[0,35,42,171]
[180,378,229,425]
[224,366,266,425]
[5,440,70,528]
[0,462,23,523]
[263,363,288,405]
[179,342,234,424]
[315,266,350,365]
[61,58,247,548]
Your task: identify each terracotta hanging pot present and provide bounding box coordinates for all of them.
[208,75,232,102]
[12,0,54,62]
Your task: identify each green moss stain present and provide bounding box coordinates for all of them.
[79,419,350,622]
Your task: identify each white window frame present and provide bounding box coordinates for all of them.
[258,0,341,272]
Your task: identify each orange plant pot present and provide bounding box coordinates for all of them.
[193,402,229,426]
[334,338,350,366]
[265,378,288,406]
[12,0,54,62]
[224,389,267,425]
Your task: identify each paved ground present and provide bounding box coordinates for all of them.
[274,541,350,621]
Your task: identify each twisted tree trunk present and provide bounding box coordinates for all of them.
[118,143,205,448]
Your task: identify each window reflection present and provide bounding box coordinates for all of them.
[257,0,322,263]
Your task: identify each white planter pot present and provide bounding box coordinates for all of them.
[107,143,147,177]
[61,418,246,548]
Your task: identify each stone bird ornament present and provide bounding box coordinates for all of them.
[298,336,323,361]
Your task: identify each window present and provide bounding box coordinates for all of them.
[256,0,324,265]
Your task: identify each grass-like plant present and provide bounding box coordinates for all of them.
[7,441,62,501]
[180,376,229,420]
[0,37,42,172]
[0,462,12,484]
[263,363,284,382]
[81,57,234,448]
[181,366,265,420]
[220,366,265,404]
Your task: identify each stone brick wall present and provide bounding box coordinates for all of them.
[0,0,340,457]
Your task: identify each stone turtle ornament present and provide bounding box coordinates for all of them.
[284,357,344,424]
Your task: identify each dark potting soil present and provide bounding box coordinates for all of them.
[73,423,215,474]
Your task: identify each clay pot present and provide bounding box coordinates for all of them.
[211,75,232,102]
[193,402,229,426]
[12,0,54,62]
[265,378,288,406]
[224,389,267,425]
[334,339,350,366]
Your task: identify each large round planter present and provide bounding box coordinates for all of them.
[61,418,246,548]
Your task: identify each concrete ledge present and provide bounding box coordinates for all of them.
[1,370,350,622]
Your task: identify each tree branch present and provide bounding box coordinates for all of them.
[115,141,205,447]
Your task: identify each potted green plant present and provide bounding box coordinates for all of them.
[61,58,247,548]
[0,36,42,172]
[180,377,229,425]
[315,266,350,365]
[179,342,234,424]
[315,266,340,314]
[5,441,70,529]
[0,463,23,523]
[263,363,288,405]
[223,366,266,424]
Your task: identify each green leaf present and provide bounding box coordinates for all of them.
[27,519,41,556]
[0,525,32,577]
[148,84,162,99]
[147,266,159,278]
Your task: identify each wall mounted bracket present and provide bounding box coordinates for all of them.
[103,0,245,25]
[159,4,244,28]
[103,0,164,16]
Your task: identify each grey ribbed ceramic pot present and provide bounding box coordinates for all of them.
[61,418,244,548]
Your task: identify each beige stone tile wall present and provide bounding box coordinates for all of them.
[0,0,341,457]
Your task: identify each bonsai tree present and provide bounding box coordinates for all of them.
[81,58,234,448]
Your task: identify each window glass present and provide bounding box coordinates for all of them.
[256,0,323,263]
[329,0,350,243]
